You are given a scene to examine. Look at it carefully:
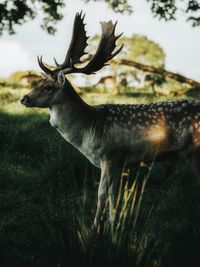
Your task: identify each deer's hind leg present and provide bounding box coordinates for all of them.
[180,148,200,178]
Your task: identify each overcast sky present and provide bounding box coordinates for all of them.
[0,0,199,81]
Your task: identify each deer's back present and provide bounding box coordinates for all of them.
[87,99,200,165]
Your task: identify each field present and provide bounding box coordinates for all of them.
[0,86,200,267]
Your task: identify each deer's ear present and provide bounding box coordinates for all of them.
[57,71,66,87]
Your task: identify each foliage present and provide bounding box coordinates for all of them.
[145,74,166,84]
[0,0,64,35]
[0,77,6,87]
[87,0,200,26]
[8,71,27,83]
[120,35,165,68]
[148,0,200,26]
[145,74,166,95]
[85,0,133,14]
[5,72,23,89]
[0,0,199,35]
[0,88,19,104]
[7,71,41,88]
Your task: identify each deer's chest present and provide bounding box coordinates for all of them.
[49,108,60,128]
[49,108,78,145]
[49,108,103,167]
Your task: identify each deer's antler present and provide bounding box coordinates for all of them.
[38,12,123,76]
[64,20,123,75]
[54,11,89,70]
[38,11,89,75]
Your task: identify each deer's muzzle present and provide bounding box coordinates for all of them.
[21,95,32,107]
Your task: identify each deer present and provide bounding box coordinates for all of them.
[21,12,200,230]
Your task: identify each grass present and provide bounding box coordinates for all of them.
[0,86,200,267]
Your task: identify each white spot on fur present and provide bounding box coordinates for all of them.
[189,125,193,133]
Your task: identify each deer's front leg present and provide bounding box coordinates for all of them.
[93,162,122,229]
[93,162,109,228]
[107,167,122,227]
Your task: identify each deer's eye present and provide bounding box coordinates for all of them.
[44,88,53,94]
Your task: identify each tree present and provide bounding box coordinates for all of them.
[116,35,165,90]
[0,0,199,35]
[119,35,165,68]
[88,34,165,93]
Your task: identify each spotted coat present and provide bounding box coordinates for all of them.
[85,99,200,167]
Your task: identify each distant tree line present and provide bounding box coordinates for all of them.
[0,0,199,35]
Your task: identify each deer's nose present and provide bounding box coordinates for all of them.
[21,95,31,106]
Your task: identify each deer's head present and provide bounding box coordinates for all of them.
[21,12,123,108]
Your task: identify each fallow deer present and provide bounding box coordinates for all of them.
[21,12,200,229]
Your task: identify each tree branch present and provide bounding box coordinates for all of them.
[113,59,200,88]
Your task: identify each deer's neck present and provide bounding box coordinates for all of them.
[49,80,94,148]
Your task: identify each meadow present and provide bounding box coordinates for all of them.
[0,85,200,267]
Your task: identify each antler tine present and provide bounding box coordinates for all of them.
[64,20,123,75]
[37,56,53,75]
[53,57,60,67]
[54,11,89,71]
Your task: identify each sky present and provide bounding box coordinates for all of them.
[0,0,199,81]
